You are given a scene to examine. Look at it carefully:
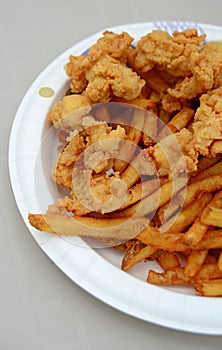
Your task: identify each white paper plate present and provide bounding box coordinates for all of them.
[8,21,222,335]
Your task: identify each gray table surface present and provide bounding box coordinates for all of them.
[2,0,222,348]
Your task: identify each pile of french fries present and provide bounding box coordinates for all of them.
[28,32,222,297]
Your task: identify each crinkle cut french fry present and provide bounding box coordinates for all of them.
[28,213,148,240]
[147,267,191,285]
[194,279,222,297]
[184,249,208,278]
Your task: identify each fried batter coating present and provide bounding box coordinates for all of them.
[47,94,91,131]
[54,123,126,189]
[191,87,222,157]
[65,31,145,102]
[135,29,205,74]
[134,29,222,100]
[83,55,145,102]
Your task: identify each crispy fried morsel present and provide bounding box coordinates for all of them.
[28,213,149,240]
[147,267,191,285]
[83,56,145,102]
[48,173,122,216]
[194,279,222,297]
[66,31,134,92]
[184,249,208,278]
[191,87,222,157]
[135,29,205,73]
[54,123,125,189]
[47,94,91,130]
[150,128,198,176]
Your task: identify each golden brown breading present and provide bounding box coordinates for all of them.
[47,94,91,130]
[53,122,126,189]
[65,31,145,102]
[191,86,222,156]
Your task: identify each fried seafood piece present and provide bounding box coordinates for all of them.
[168,43,222,99]
[47,94,91,131]
[53,122,126,189]
[191,87,222,157]
[134,29,205,74]
[135,28,222,100]
[149,128,199,177]
[65,31,145,102]
[47,172,122,216]
[82,55,145,102]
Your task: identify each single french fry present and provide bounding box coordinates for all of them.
[113,108,145,173]
[28,213,148,240]
[197,229,222,250]
[200,190,222,227]
[167,107,194,133]
[112,239,140,252]
[161,192,213,234]
[178,174,222,208]
[147,267,191,285]
[119,178,161,210]
[194,279,222,297]
[118,176,186,218]
[156,251,180,270]
[201,207,222,227]
[182,219,209,245]
[192,263,222,282]
[121,243,157,271]
[184,249,208,278]
[137,225,187,252]
[191,160,222,182]
[120,150,155,189]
